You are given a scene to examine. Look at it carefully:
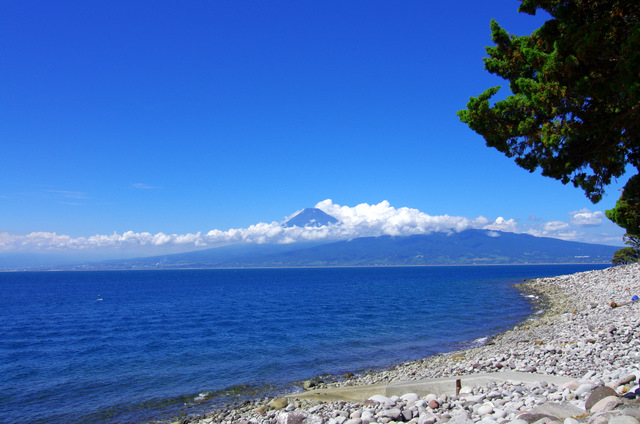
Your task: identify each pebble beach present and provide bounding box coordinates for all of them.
[177,263,640,424]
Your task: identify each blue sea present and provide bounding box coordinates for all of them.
[0,264,609,424]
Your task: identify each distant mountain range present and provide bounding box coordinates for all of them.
[69,229,618,270]
[21,208,619,270]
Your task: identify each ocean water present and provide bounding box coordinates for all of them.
[0,264,609,423]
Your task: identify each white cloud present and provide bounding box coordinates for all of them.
[2,199,620,254]
[570,208,605,227]
[315,199,490,237]
[483,217,518,232]
[0,199,505,253]
[543,221,570,232]
[523,220,582,242]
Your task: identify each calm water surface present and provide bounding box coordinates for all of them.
[0,265,609,423]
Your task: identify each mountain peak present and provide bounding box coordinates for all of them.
[284,208,338,228]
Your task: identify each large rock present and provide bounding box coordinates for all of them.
[477,404,494,416]
[361,410,375,422]
[586,387,619,411]
[530,402,587,419]
[517,412,557,423]
[418,410,438,424]
[609,375,638,389]
[563,381,580,390]
[368,394,393,405]
[303,378,323,390]
[267,397,289,410]
[576,383,598,396]
[376,408,402,420]
[401,392,420,403]
[590,396,622,413]
[276,411,307,424]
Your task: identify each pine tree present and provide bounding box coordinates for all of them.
[458,0,640,234]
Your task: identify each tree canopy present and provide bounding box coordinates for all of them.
[612,233,640,264]
[458,0,640,234]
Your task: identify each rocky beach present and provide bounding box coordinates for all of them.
[178,263,640,424]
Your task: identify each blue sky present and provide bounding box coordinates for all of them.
[1,1,628,262]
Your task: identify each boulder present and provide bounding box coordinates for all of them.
[267,397,289,410]
[418,410,438,424]
[401,393,420,403]
[616,375,637,387]
[368,394,393,405]
[586,387,619,411]
[590,396,622,413]
[276,411,307,424]
[516,413,556,423]
[361,410,375,422]
[478,404,494,416]
[576,383,597,395]
[376,408,402,420]
[530,402,587,419]
[562,381,580,391]
[303,378,323,390]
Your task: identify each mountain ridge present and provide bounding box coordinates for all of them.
[64,229,618,270]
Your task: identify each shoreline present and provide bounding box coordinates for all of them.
[175,263,640,424]
[4,262,611,272]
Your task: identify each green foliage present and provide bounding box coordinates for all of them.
[605,174,640,235]
[612,233,640,264]
[612,247,638,265]
[458,0,640,234]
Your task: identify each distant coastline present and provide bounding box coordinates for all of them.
[1,229,619,271]
[2,261,613,272]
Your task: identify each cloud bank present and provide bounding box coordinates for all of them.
[0,200,617,254]
[570,208,605,227]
